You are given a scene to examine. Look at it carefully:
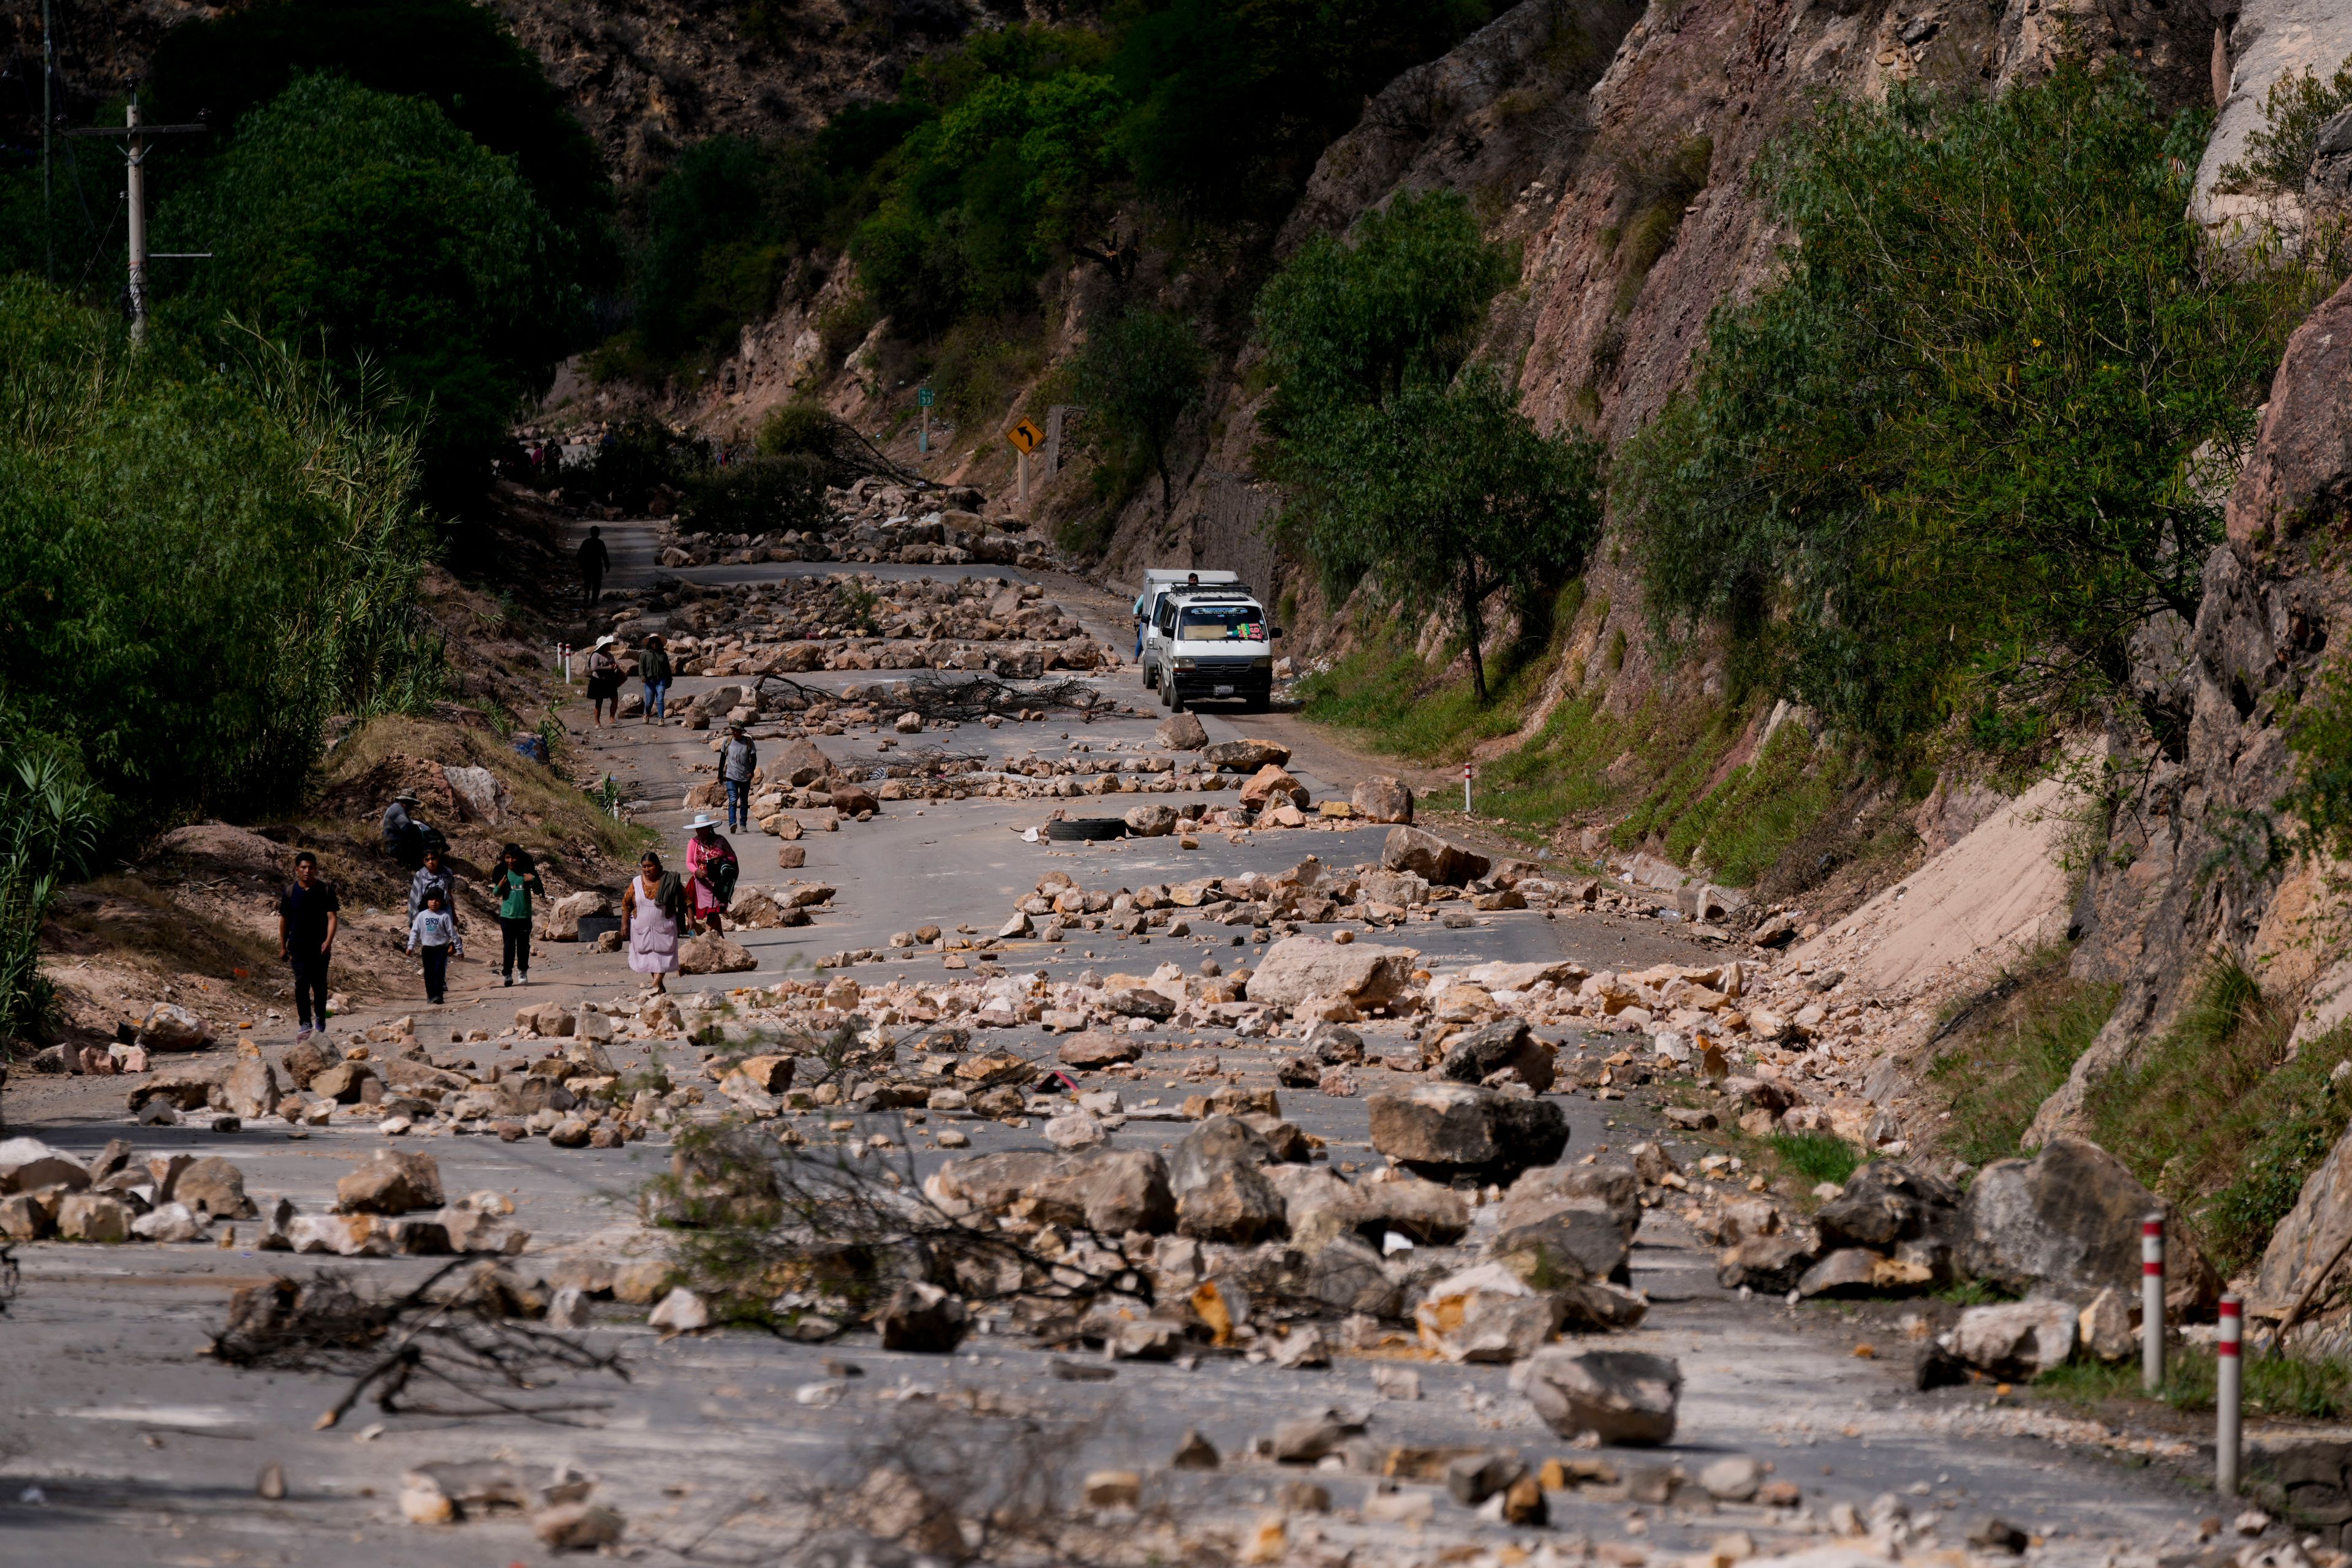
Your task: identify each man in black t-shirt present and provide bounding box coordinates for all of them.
[278,851,342,1043]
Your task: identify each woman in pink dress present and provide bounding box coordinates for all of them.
[620,851,684,992]
[684,813,737,933]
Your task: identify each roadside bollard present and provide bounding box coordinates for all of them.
[2217,1294,2243,1497]
[2143,1212,2166,1392]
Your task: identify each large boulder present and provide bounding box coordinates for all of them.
[1123,804,1180,837]
[1439,1019,1555,1093]
[772,738,835,786]
[1155,713,1208,750]
[136,1001,212,1051]
[0,1137,89,1194]
[1948,1301,2078,1379]
[337,1150,445,1215]
[927,1149,1176,1235]
[1351,775,1414,824]
[1381,826,1490,887]
[1961,1139,2220,1316]
[1237,766,1308,810]
[678,933,758,974]
[1246,937,1419,1010]
[1059,1030,1143,1068]
[221,1054,282,1120]
[1169,1117,1284,1243]
[1510,1349,1681,1444]
[2226,274,2352,552]
[1368,1084,1567,1183]
[176,1157,257,1219]
[538,891,611,941]
[1415,1262,1561,1363]
[1202,739,1291,773]
[1814,1161,1959,1250]
[1488,1183,1634,1287]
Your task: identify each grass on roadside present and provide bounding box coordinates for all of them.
[1924,946,2120,1166]
[1769,1131,1867,1188]
[2084,957,2352,1275]
[2038,1344,2352,1420]
[316,713,655,869]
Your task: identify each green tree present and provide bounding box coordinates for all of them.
[1257,190,1599,699]
[1073,306,1208,510]
[1313,367,1602,701]
[162,75,586,502]
[144,0,614,279]
[1619,63,2299,755]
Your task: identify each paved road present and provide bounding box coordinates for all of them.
[0,518,2223,1566]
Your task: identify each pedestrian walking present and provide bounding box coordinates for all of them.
[381,790,426,870]
[622,851,685,993]
[587,634,623,728]
[492,843,544,987]
[409,845,459,929]
[720,722,758,833]
[685,814,738,934]
[277,851,341,1043]
[639,633,673,724]
[407,886,463,1005]
[578,524,611,604]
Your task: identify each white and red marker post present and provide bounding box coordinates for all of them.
[1463,761,1474,815]
[2143,1212,2166,1392]
[2217,1293,2244,1496]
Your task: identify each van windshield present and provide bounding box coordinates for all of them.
[1177,605,1265,641]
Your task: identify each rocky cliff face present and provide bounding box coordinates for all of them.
[2031,277,2352,1142]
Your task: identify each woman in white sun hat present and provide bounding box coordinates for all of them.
[684,812,737,934]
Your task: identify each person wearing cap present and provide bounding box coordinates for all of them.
[719,722,758,833]
[639,633,673,725]
[381,790,426,870]
[586,633,623,728]
[578,524,610,604]
[685,813,738,933]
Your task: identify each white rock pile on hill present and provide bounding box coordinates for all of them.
[617,570,1114,702]
[654,479,1051,572]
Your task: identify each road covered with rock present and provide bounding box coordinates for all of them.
[0,520,2251,1568]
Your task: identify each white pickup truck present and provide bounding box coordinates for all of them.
[1146,583,1281,712]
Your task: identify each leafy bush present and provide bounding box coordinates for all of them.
[1926,950,2120,1166]
[0,276,443,836]
[678,456,834,537]
[1072,306,1207,510]
[2217,52,2352,196]
[160,75,587,502]
[573,422,698,514]
[1258,190,1598,698]
[1619,64,2302,758]
[2083,957,2352,1273]
[0,750,105,1044]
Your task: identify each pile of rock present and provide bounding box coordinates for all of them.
[397,1455,622,1548]
[649,478,1049,574]
[611,567,1103,708]
[0,1134,255,1243]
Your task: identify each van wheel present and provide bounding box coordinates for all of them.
[1168,686,1185,713]
[1144,664,1157,692]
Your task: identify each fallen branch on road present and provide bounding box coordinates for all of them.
[207,1259,628,1428]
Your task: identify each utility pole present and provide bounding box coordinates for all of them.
[67,98,205,342]
[42,0,53,285]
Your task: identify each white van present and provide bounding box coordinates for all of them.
[1150,585,1281,712]
[1134,568,1242,679]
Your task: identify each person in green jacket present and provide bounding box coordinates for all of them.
[493,842,546,986]
[639,634,673,724]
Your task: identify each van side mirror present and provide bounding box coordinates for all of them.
[1272,627,1285,639]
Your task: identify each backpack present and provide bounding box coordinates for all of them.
[707,850,739,907]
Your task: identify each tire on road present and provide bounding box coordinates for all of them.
[1045,817,1129,842]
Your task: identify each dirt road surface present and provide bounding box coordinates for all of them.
[0,521,2224,1567]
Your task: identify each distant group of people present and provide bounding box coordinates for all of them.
[584,629,686,729]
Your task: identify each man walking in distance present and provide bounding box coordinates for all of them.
[578,524,611,605]
[720,721,758,834]
[278,851,341,1044]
